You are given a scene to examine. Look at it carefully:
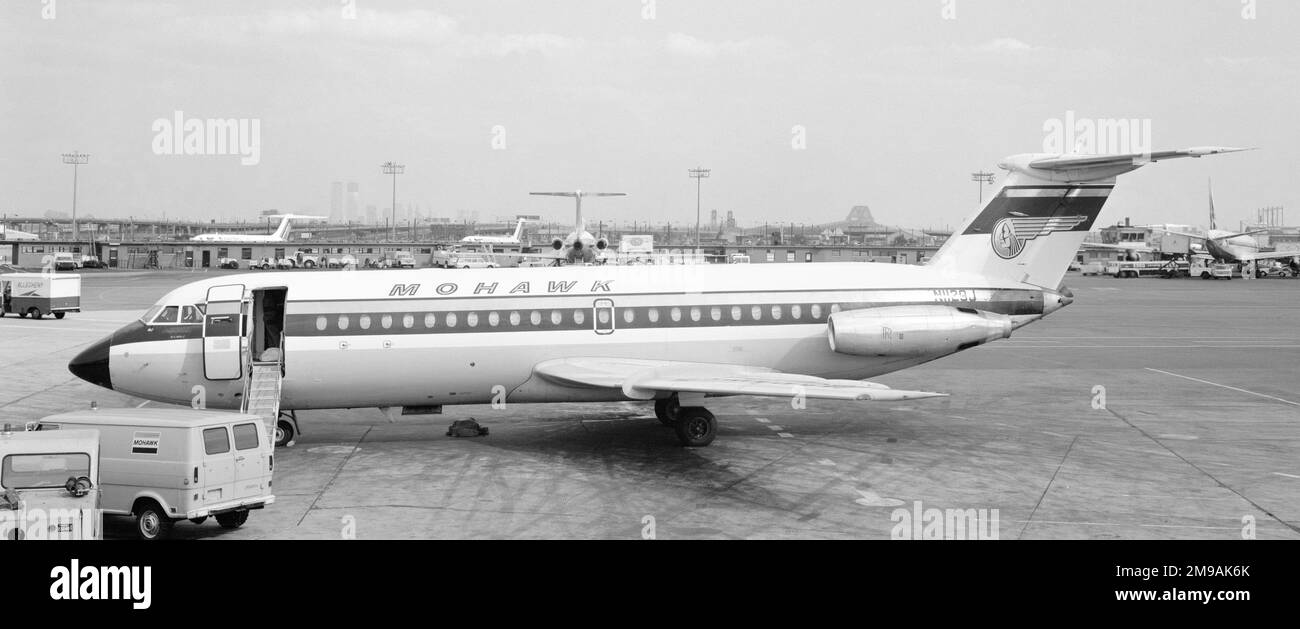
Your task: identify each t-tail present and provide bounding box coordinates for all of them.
[271,217,293,240]
[927,147,1251,289]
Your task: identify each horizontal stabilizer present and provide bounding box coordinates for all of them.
[1028,147,1253,172]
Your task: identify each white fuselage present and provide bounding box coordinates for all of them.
[93,262,1051,411]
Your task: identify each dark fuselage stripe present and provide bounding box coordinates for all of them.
[117,290,1044,343]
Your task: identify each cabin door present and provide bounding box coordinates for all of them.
[203,284,246,380]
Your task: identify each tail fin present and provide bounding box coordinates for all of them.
[271,217,292,240]
[927,147,1250,288]
[512,218,527,241]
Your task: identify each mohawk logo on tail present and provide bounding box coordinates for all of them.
[991,215,1090,259]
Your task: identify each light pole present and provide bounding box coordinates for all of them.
[971,171,995,205]
[688,167,710,254]
[62,152,90,241]
[381,161,405,241]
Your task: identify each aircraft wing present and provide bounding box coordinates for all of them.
[1029,146,1253,171]
[1237,250,1300,262]
[532,357,946,402]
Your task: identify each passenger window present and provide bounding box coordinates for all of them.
[203,427,231,455]
[154,306,179,324]
[232,423,260,450]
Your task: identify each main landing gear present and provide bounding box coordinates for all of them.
[655,395,717,448]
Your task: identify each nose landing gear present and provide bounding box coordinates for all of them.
[274,410,300,448]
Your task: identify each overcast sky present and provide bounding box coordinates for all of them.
[2,0,1296,230]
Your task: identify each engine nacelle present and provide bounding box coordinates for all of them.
[595,238,609,250]
[827,305,1012,357]
[551,238,565,250]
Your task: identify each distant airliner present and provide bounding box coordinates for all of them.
[70,146,1246,448]
[461,218,529,246]
[190,215,326,243]
[528,191,624,264]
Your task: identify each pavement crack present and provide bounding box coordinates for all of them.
[1107,406,1300,535]
[1019,435,1078,540]
[296,426,371,527]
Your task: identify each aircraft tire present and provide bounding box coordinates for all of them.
[654,397,680,427]
[275,419,294,447]
[674,408,716,447]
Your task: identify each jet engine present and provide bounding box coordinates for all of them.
[827,305,1012,357]
[552,238,565,250]
[595,238,609,251]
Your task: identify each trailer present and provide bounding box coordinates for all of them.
[0,273,82,319]
[1105,259,1189,278]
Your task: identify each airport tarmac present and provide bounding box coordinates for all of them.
[2,268,1297,539]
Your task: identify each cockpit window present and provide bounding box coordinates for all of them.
[141,305,162,323]
[180,305,202,323]
[153,306,179,323]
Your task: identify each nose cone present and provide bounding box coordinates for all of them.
[69,334,112,390]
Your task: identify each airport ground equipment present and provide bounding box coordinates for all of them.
[0,272,81,319]
[0,426,102,541]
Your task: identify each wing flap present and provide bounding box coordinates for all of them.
[532,358,946,402]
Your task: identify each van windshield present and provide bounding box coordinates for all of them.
[2,453,91,489]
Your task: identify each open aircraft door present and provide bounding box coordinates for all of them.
[204,284,246,380]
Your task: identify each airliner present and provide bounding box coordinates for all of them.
[1181,181,1297,265]
[69,147,1245,448]
[528,191,624,264]
[190,215,326,243]
[461,218,529,246]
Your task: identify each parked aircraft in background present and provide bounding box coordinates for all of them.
[191,215,327,243]
[527,191,625,264]
[461,218,529,246]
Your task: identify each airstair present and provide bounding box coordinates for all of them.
[241,356,284,444]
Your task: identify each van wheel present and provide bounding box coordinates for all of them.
[189,516,208,525]
[28,307,42,319]
[275,419,294,447]
[304,260,316,268]
[216,510,249,529]
[54,312,66,319]
[135,502,173,540]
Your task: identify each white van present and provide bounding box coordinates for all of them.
[35,409,275,540]
[0,427,102,540]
